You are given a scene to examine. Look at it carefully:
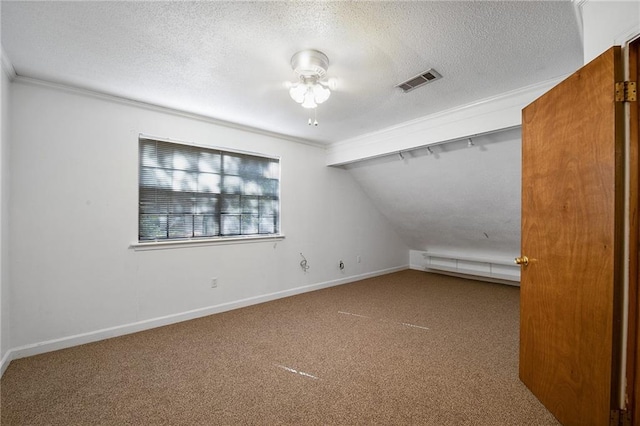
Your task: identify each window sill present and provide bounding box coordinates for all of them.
[130,234,285,251]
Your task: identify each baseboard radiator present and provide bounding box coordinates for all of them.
[409,250,520,284]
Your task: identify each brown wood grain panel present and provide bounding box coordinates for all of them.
[630,37,640,426]
[520,47,624,425]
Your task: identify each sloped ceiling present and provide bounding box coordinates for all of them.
[345,128,522,257]
[1,1,582,144]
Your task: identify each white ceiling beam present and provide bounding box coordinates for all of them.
[325,76,566,167]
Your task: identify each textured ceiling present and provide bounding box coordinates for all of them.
[1,1,582,145]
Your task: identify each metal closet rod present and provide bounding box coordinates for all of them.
[395,126,516,159]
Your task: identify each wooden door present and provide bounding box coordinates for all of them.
[630,37,640,426]
[520,47,625,425]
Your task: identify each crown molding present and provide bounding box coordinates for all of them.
[573,0,588,9]
[12,75,327,149]
[1,48,17,80]
[571,0,585,53]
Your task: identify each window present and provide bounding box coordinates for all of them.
[138,137,280,242]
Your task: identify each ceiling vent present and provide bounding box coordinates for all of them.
[396,69,442,93]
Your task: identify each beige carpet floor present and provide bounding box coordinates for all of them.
[1,270,559,425]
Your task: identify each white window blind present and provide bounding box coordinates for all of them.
[139,137,280,242]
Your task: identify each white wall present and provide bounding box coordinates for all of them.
[7,79,408,355]
[581,0,640,63]
[1,63,10,366]
[345,128,521,262]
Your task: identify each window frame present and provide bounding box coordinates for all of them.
[132,134,284,250]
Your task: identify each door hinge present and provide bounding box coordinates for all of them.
[610,409,632,426]
[615,81,637,102]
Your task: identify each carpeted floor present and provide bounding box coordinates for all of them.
[1,270,559,425]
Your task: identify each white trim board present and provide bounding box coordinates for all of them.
[409,250,520,283]
[0,265,408,377]
[411,266,520,287]
[416,251,517,266]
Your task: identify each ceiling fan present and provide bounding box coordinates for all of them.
[285,49,336,126]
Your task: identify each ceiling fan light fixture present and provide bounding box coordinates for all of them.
[312,83,331,103]
[291,49,329,78]
[288,49,331,109]
[301,88,318,109]
[289,83,307,104]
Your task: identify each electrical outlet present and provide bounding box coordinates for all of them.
[211,277,218,288]
[339,260,345,270]
[356,255,361,263]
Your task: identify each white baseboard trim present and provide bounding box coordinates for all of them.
[0,265,408,376]
[0,349,11,377]
[409,264,520,287]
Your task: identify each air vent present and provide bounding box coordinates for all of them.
[396,68,442,93]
